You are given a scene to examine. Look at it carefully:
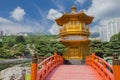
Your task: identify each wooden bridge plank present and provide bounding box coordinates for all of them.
[45,65,103,80]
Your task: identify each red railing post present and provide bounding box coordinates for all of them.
[113,53,120,80]
[50,58,52,62]
[54,50,58,61]
[86,56,89,65]
[103,62,106,69]
[44,61,47,67]
[31,53,38,80]
[92,53,95,67]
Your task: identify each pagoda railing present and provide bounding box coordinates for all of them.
[59,30,90,36]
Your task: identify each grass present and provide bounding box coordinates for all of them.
[25,74,31,80]
[20,62,31,67]
[0,63,14,71]
[0,58,6,60]
[0,61,31,71]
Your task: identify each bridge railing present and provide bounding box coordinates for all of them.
[86,53,114,80]
[31,51,63,80]
[112,53,120,80]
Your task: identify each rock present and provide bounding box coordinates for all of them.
[0,67,30,80]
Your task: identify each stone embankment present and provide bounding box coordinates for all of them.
[0,58,31,71]
[0,58,31,64]
[0,58,31,80]
[0,66,30,80]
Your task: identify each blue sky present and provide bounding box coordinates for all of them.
[0,0,120,34]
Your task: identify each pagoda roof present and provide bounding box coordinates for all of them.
[55,6,94,26]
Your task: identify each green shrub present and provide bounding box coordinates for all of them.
[44,53,53,58]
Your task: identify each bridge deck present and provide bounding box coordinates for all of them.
[45,65,103,80]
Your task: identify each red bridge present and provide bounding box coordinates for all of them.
[31,52,120,80]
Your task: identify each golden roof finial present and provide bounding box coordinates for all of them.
[64,12,67,14]
[71,5,76,13]
[80,10,84,13]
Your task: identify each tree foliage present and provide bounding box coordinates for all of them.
[0,36,28,58]
[109,32,120,55]
[0,35,66,59]
[89,40,104,57]
[16,36,26,44]
[90,32,120,57]
[33,35,66,57]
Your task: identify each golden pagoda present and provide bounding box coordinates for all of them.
[55,6,94,60]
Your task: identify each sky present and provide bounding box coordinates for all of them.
[0,0,120,34]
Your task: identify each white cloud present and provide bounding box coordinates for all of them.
[1,24,32,33]
[98,17,113,26]
[90,17,119,33]
[75,0,85,4]
[49,23,59,35]
[51,0,65,12]
[90,26,99,33]
[10,6,26,21]
[0,17,45,34]
[86,0,120,21]
[81,0,120,34]
[56,4,65,12]
[47,8,62,34]
[47,9,62,20]
[0,17,12,23]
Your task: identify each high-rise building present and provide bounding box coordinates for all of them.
[0,29,3,36]
[99,18,120,41]
[99,26,107,41]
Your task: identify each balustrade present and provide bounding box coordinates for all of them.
[31,51,63,80]
[86,52,120,80]
[31,50,120,80]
